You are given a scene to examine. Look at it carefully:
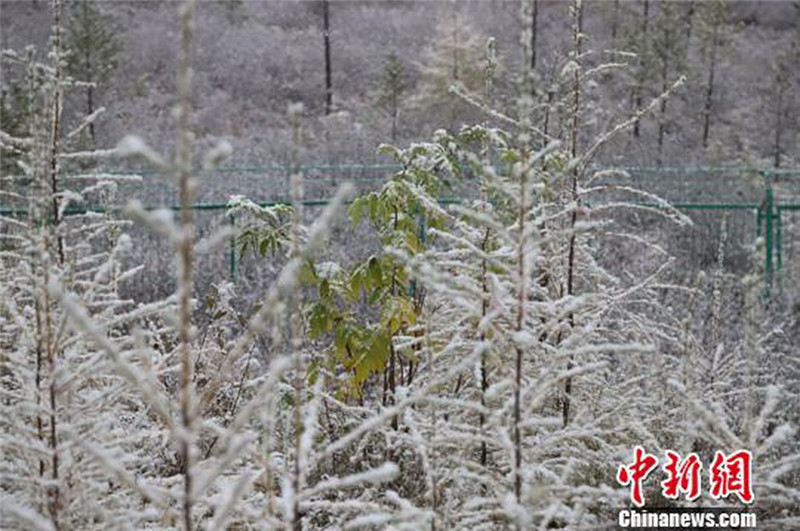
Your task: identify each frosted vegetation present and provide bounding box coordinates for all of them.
[0,1,798,530]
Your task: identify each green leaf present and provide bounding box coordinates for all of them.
[367,255,382,286]
[353,328,390,383]
[299,260,317,285]
[258,236,270,257]
[319,278,331,299]
[308,303,333,338]
[405,230,421,254]
[349,196,367,225]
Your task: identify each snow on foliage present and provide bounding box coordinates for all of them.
[1,1,797,530]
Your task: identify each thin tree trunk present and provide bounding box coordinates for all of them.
[43,259,60,531]
[479,44,494,468]
[49,0,64,265]
[530,0,538,73]
[542,89,554,154]
[774,84,783,168]
[451,0,459,81]
[562,0,583,429]
[657,26,670,165]
[633,0,649,138]
[450,0,460,130]
[479,228,489,467]
[388,338,397,430]
[513,150,527,504]
[425,324,438,531]
[702,25,719,149]
[287,103,306,531]
[35,301,45,478]
[322,0,332,115]
[512,13,533,499]
[85,51,95,144]
[684,1,696,49]
[87,85,95,144]
[611,0,619,45]
[45,4,65,524]
[176,2,196,529]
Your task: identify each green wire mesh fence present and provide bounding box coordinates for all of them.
[2,164,799,296]
[599,166,800,291]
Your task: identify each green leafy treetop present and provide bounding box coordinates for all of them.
[303,138,453,401]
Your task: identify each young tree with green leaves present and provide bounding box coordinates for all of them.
[304,143,447,416]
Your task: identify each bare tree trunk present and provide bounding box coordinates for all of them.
[632,0,649,139]
[479,227,489,467]
[45,4,65,524]
[322,0,332,115]
[85,51,95,144]
[562,0,583,429]
[657,26,671,164]
[35,301,45,478]
[388,339,397,430]
[530,0,538,73]
[513,151,527,504]
[512,13,533,500]
[176,2,196,529]
[87,85,95,143]
[684,1,696,47]
[43,258,61,531]
[542,89,554,154]
[479,43,495,468]
[702,25,719,149]
[774,84,783,168]
[49,0,64,265]
[611,0,619,45]
[449,0,460,129]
